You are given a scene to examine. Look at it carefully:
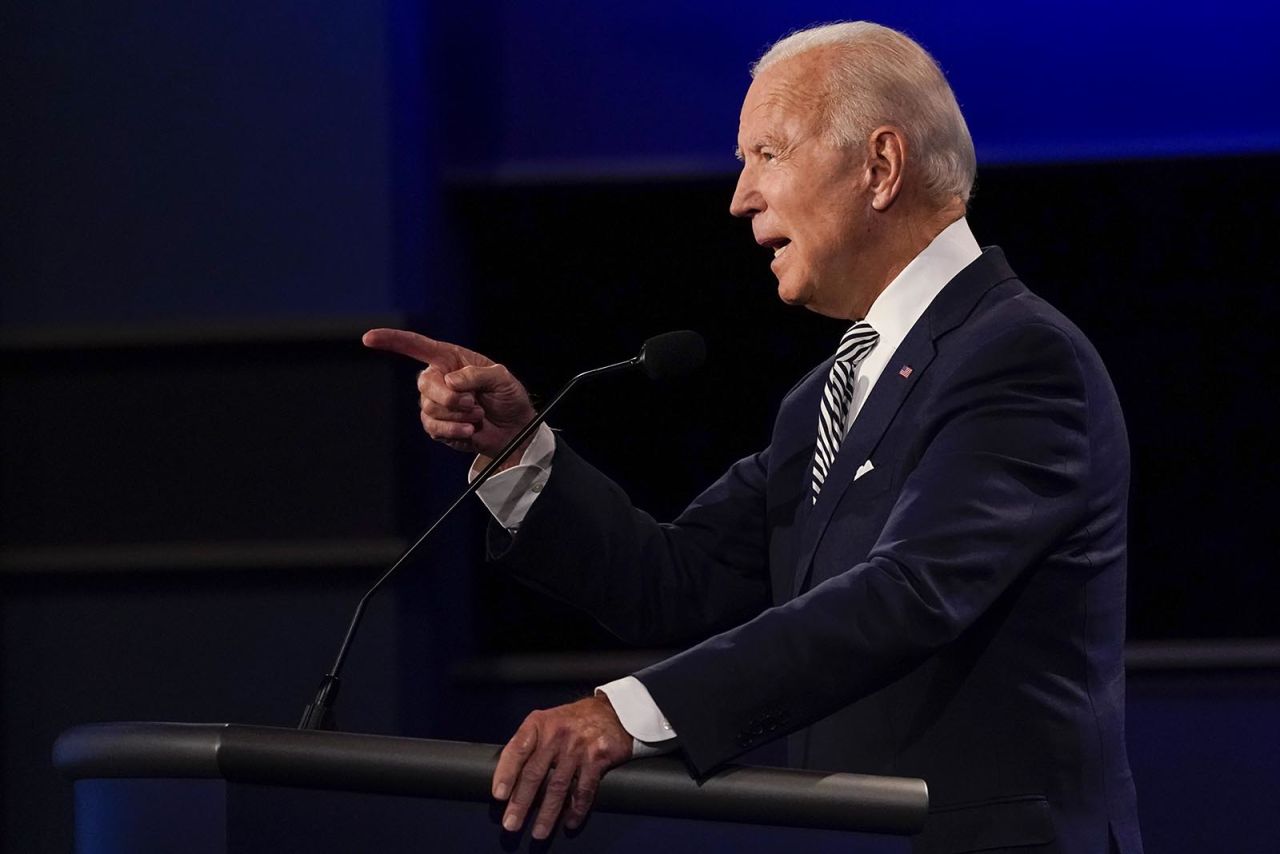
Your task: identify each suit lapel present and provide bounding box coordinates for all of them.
[786,365,827,541]
[792,328,936,596]
[789,247,1018,597]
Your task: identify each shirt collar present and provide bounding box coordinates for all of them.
[862,217,982,352]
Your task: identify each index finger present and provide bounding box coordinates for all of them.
[362,328,457,368]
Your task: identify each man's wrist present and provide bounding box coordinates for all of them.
[471,423,556,530]
[596,676,678,758]
[483,434,534,473]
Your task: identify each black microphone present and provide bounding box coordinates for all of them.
[637,330,706,381]
[298,330,706,730]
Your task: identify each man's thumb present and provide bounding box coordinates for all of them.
[445,363,507,392]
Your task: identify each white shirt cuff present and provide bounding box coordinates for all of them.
[597,676,678,758]
[469,423,556,530]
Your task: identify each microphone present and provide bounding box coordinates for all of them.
[637,330,706,381]
[298,330,706,730]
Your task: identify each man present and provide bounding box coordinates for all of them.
[365,21,1142,854]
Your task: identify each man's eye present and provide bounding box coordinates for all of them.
[761,150,775,162]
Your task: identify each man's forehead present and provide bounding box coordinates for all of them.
[740,56,829,123]
[737,67,826,146]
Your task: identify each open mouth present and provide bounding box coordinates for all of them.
[761,237,791,259]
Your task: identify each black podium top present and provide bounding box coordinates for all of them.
[55,722,928,835]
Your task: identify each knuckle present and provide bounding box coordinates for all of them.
[427,422,460,441]
[573,783,597,808]
[591,734,617,762]
[578,762,603,785]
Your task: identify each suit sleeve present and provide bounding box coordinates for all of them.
[487,437,773,646]
[636,321,1099,774]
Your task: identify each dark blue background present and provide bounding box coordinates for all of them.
[6,1,1279,325]
[439,1,1280,170]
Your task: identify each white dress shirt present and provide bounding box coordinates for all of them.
[472,218,982,755]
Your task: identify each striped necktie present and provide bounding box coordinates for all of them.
[811,321,879,504]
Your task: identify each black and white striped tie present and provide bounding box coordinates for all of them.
[811,321,879,503]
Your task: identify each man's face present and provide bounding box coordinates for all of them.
[730,53,872,319]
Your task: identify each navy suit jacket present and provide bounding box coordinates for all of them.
[490,248,1142,854]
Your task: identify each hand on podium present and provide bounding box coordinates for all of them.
[492,694,633,840]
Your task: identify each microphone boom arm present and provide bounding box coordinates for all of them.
[298,354,640,730]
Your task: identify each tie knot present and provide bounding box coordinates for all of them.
[835,321,878,366]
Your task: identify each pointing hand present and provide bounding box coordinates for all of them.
[362,328,538,462]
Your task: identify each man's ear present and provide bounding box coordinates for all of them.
[866,126,906,211]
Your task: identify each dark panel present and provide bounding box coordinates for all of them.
[0,324,478,852]
[76,779,227,854]
[0,569,402,853]
[0,0,396,324]
[1128,669,1280,854]
[64,778,908,853]
[1,333,402,546]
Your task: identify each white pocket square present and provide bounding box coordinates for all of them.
[854,460,874,481]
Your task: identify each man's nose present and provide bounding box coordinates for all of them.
[729,168,762,218]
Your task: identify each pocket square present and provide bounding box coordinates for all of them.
[854,460,874,481]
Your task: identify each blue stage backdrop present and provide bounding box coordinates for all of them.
[6,2,1279,325]
[436,0,1280,175]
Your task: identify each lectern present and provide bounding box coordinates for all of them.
[55,723,927,853]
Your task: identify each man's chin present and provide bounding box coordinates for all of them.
[775,278,811,307]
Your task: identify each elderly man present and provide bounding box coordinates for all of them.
[365,21,1141,854]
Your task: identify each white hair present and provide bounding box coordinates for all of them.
[753,21,977,204]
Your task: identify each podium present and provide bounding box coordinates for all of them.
[55,723,928,852]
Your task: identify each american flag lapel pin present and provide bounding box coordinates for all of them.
[898,365,913,379]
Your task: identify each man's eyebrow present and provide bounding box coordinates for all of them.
[734,135,778,162]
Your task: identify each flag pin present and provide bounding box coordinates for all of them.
[898,365,913,378]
